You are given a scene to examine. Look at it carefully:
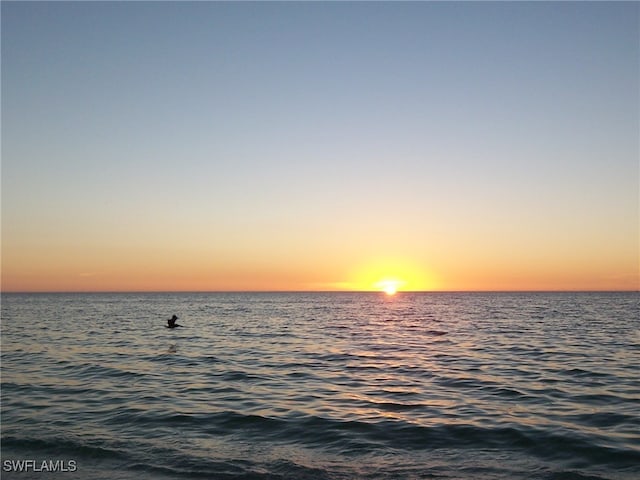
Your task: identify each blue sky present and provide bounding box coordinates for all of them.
[2,1,638,291]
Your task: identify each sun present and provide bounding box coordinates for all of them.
[383,284,398,295]
[347,257,438,293]
[376,279,403,296]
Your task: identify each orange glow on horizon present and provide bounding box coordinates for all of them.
[1,247,637,293]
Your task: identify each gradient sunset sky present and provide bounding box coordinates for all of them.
[2,1,638,292]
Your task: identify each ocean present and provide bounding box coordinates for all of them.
[1,292,638,480]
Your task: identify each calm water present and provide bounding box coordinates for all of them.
[1,292,639,480]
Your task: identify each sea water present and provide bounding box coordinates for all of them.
[1,292,639,480]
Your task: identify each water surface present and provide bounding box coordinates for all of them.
[2,292,639,479]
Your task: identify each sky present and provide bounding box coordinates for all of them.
[2,1,639,292]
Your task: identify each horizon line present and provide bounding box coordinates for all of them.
[1,289,638,294]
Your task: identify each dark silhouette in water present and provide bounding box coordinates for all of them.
[166,315,181,329]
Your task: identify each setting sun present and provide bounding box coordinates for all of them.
[384,284,397,295]
[346,258,437,292]
[376,279,403,295]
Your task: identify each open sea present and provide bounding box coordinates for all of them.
[1,292,639,480]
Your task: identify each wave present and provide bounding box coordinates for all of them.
[4,418,638,480]
[1,435,128,461]
[11,407,635,465]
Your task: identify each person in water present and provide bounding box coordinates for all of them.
[167,315,181,329]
